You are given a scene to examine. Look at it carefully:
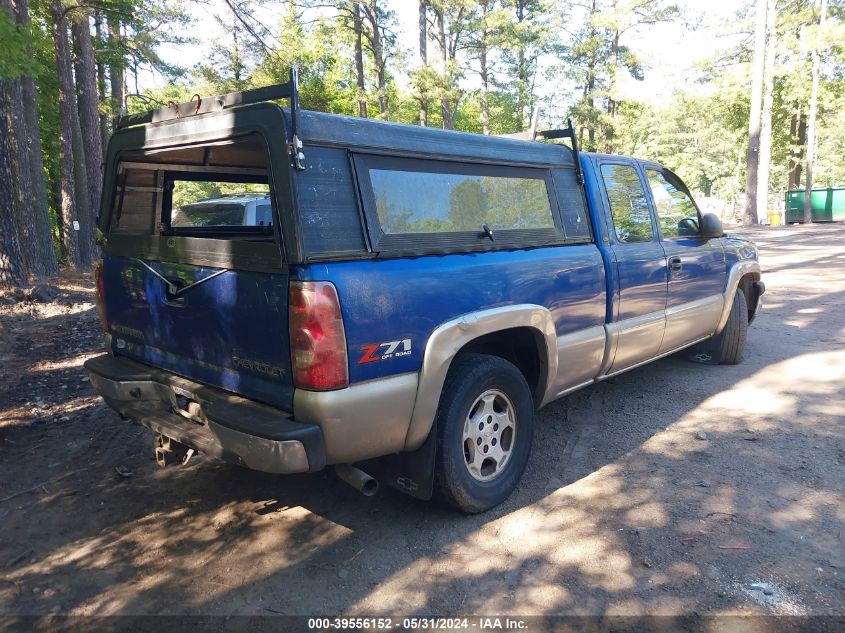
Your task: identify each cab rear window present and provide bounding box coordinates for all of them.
[164,176,271,234]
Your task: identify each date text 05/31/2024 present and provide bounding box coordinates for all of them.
[307,617,528,630]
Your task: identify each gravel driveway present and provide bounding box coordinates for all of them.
[1,224,843,629]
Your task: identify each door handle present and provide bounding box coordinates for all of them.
[668,256,682,272]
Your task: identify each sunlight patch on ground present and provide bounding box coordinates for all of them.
[347,474,645,615]
[4,500,352,615]
[641,350,845,459]
[0,395,102,429]
[27,351,101,374]
[768,488,845,527]
[345,346,845,616]
[1,302,95,321]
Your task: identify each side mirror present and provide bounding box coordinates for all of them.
[699,213,724,239]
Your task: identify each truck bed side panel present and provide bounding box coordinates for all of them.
[293,245,606,384]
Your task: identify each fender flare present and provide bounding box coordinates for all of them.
[402,304,558,451]
[715,260,761,335]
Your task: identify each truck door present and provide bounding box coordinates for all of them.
[643,167,726,354]
[599,162,668,374]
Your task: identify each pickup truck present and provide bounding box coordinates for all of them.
[172,192,273,228]
[85,74,764,512]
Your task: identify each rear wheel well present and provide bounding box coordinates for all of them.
[455,328,547,407]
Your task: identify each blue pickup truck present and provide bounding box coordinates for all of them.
[85,75,764,512]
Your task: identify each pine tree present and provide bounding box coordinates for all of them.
[2,0,57,279]
[0,77,26,287]
[744,0,768,225]
[804,0,828,223]
[72,8,103,264]
[757,0,777,221]
[50,0,82,267]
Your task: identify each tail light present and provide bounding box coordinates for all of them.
[93,261,108,331]
[289,281,348,391]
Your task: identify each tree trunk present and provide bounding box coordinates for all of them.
[435,9,453,129]
[788,110,806,190]
[480,44,490,135]
[6,0,57,278]
[743,0,768,225]
[585,0,597,150]
[2,76,33,277]
[803,0,827,224]
[586,61,596,149]
[514,0,527,131]
[605,28,620,153]
[51,0,81,268]
[71,96,94,266]
[353,2,367,118]
[0,80,27,288]
[359,0,387,116]
[21,73,58,277]
[366,1,388,116]
[18,0,58,277]
[108,15,124,127]
[418,0,427,126]
[94,11,109,151]
[73,8,102,264]
[756,0,777,221]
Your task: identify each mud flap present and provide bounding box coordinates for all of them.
[381,424,436,500]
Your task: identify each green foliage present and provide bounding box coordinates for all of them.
[0,9,36,79]
[171,180,269,209]
[11,0,845,253]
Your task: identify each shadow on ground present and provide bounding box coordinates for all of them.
[0,226,843,620]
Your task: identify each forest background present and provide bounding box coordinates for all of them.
[0,0,843,285]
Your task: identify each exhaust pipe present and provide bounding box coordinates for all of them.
[335,464,379,497]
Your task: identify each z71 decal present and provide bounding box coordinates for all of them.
[358,338,412,364]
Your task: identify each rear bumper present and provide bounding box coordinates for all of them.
[84,354,325,474]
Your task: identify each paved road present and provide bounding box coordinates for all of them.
[0,224,843,622]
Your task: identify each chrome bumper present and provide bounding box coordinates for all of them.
[84,354,325,474]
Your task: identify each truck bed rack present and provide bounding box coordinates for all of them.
[116,68,305,170]
[499,118,584,185]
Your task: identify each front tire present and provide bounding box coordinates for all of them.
[689,289,749,365]
[433,353,534,513]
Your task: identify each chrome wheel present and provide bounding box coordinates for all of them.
[462,389,516,482]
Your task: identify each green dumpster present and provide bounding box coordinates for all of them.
[785,188,845,223]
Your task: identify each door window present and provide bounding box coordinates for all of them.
[600,164,654,243]
[646,169,700,239]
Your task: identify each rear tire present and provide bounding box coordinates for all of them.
[433,353,534,513]
[689,289,748,365]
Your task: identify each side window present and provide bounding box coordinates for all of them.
[109,168,159,235]
[369,167,555,234]
[600,164,654,243]
[355,154,569,253]
[646,169,700,239]
[552,169,592,241]
[254,201,272,226]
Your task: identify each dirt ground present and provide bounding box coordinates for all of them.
[0,225,844,626]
